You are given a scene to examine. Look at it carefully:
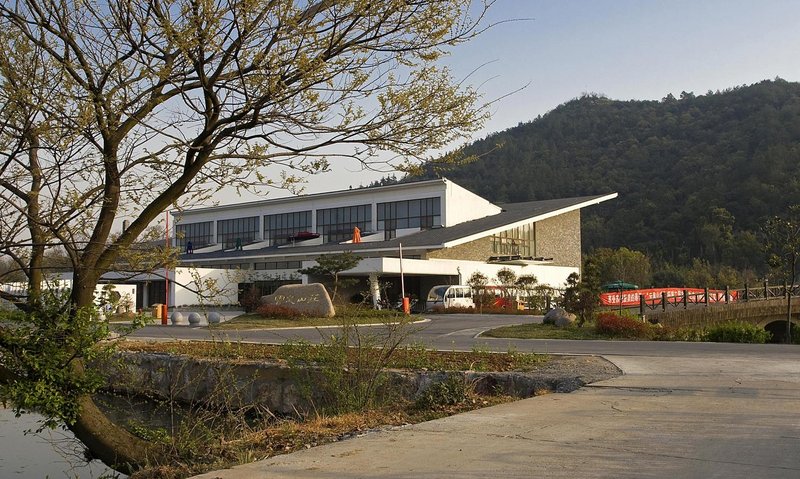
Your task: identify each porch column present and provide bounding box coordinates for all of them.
[369,273,381,309]
[142,282,149,309]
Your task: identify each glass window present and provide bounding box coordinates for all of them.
[377,197,441,239]
[217,216,260,250]
[175,221,213,250]
[491,222,536,256]
[264,211,312,246]
[316,204,371,243]
[254,261,301,270]
[409,200,421,217]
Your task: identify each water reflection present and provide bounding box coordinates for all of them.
[0,407,122,478]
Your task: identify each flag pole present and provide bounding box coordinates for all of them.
[399,242,405,298]
[164,211,169,325]
[400,243,409,314]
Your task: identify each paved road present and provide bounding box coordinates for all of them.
[131,312,797,358]
[131,314,800,479]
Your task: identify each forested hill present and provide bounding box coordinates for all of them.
[420,79,800,272]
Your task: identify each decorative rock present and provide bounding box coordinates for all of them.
[544,307,576,327]
[208,312,222,324]
[187,312,203,325]
[261,283,335,317]
[554,313,577,328]
[171,312,188,325]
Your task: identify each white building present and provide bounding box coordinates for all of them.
[142,178,616,309]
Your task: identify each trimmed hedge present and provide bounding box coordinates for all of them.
[705,321,771,343]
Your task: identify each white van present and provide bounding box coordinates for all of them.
[425,285,475,311]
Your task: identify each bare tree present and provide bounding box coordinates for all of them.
[0,0,494,472]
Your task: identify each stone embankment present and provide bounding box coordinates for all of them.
[103,352,620,412]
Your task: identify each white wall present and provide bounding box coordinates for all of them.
[1,279,138,312]
[441,179,502,226]
[171,267,302,306]
[173,179,450,236]
[172,267,241,306]
[172,178,509,243]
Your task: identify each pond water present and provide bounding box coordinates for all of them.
[0,407,122,478]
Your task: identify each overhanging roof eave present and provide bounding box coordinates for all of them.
[441,192,618,248]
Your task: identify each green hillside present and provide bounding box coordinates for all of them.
[419,79,800,273]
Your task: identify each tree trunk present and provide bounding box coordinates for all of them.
[66,270,165,473]
[68,394,163,474]
[789,258,797,344]
[25,130,44,298]
[787,293,792,344]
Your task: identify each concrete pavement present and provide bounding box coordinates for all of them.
[190,343,800,478]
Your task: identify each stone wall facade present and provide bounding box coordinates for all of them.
[426,210,582,268]
[535,210,581,268]
[425,237,493,261]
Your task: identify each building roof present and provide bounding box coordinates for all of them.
[179,193,617,263]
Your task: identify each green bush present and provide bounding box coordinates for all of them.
[705,321,771,343]
[653,326,708,342]
[415,374,468,410]
[594,313,650,339]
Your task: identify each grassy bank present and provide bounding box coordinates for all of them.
[483,313,779,343]
[112,339,551,479]
[118,340,549,372]
[212,305,407,330]
[482,323,606,340]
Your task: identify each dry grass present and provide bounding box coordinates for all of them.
[118,340,548,372]
[127,392,517,479]
[118,339,549,478]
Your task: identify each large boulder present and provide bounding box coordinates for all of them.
[261,283,335,317]
[544,307,576,328]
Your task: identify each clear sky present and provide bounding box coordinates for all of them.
[232,0,800,201]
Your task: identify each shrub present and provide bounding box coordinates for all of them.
[594,313,650,339]
[705,321,771,343]
[255,304,307,319]
[239,286,262,313]
[415,374,469,410]
[653,326,708,342]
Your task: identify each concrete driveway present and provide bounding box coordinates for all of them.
[184,316,800,479]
